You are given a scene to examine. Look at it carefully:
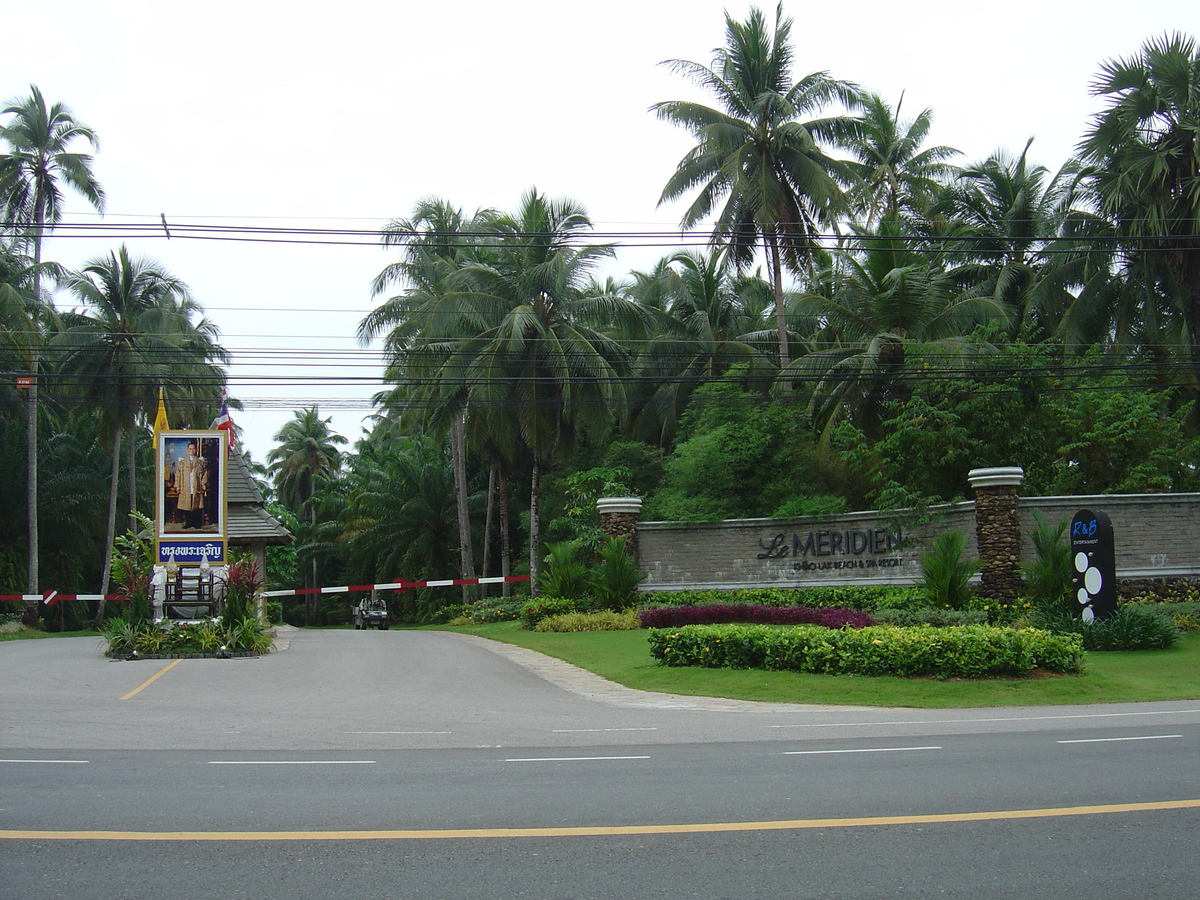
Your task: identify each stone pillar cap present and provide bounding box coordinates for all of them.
[967,467,1025,489]
[596,497,643,515]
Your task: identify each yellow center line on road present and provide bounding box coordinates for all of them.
[121,659,182,700]
[4,798,1198,841]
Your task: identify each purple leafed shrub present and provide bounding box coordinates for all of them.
[637,604,874,629]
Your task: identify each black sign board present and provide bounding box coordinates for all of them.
[1070,509,1116,622]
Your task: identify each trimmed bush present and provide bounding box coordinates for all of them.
[646,624,1084,678]
[519,597,593,629]
[445,598,526,625]
[534,610,640,632]
[638,604,873,629]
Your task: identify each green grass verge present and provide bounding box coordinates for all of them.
[0,628,96,642]
[436,622,1200,709]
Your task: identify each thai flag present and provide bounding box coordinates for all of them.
[211,401,236,452]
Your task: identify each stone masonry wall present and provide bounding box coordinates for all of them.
[638,493,1200,592]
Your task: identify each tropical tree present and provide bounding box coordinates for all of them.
[339,434,464,613]
[267,407,346,619]
[789,221,1011,439]
[360,198,498,598]
[57,246,227,619]
[0,85,104,596]
[842,91,959,226]
[653,3,860,368]
[1077,33,1200,367]
[627,249,773,445]
[444,188,644,592]
[931,141,1079,340]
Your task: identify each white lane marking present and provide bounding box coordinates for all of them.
[1057,735,1183,744]
[345,731,452,735]
[0,759,89,764]
[768,709,1200,729]
[551,728,659,733]
[505,755,651,762]
[207,760,377,765]
[784,746,942,755]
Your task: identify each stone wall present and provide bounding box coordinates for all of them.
[636,493,1200,593]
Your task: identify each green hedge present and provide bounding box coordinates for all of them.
[519,597,594,629]
[647,624,1084,678]
[639,586,923,611]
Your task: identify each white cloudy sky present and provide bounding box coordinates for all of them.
[3,0,1194,462]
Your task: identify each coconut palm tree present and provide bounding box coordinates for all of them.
[445,189,642,592]
[360,198,499,598]
[627,249,773,446]
[267,406,346,619]
[0,85,104,595]
[653,3,860,369]
[789,220,1011,439]
[842,91,960,227]
[57,247,227,620]
[931,141,1080,341]
[1077,32,1200,365]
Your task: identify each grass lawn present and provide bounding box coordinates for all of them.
[0,628,95,642]
[437,622,1200,709]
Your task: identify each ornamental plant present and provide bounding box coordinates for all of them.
[914,532,980,610]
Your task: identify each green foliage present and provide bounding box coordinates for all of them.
[519,597,593,629]
[646,624,1084,677]
[870,608,988,627]
[101,618,274,656]
[1022,512,1073,611]
[538,540,592,599]
[645,382,852,521]
[534,610,640,632]
[544,466,633,546]
[590,536,646,611]
[447,598,526,625]
[1035,605,1181,651]
[265,600,284,625]
[914,533,980,610]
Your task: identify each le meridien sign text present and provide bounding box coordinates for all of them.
[757,525,904,572]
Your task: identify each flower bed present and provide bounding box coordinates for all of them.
[638,604,873,629]
[647,624,1084,678]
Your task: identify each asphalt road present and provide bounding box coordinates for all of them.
[2,628,1198,899]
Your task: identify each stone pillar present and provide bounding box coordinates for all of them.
[596,497,642,561]
[967,467,1025,602]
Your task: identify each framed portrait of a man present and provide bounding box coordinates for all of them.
[156,430,227,565]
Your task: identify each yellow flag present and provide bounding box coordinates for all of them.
[152,388,170,449]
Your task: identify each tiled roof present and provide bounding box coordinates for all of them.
[226,448,292,546]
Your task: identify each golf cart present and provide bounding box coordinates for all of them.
[353,596,390,630]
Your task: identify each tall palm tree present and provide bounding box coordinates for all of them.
[446,189,641,591]
[0,85,104,595]
[842,92,960,227]
[1077,32,1200,366]
[653,3,860,369]
[931,141,1079,341]
[57,246,227,620]
[360,198,497,598]
[267,407,346,619]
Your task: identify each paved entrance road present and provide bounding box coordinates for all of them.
[2,629,1199,899]
[4,628,1200,751]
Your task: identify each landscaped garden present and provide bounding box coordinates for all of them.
[431,527,1200,708]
